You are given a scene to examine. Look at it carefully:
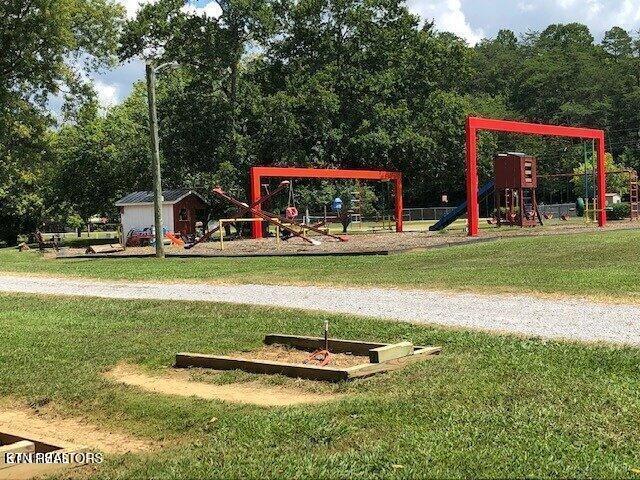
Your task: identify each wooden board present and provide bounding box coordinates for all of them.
[0,448,88,480]
[177,335,442,383]
[0,441,35,462]
[348,347,442,379]
[0,431,87,479]
[59,250,392,260]
[85,244,124,254]
[369,341,414,363]
[263,334,387,355]
[0,433,60,454]
[175,352,351,382]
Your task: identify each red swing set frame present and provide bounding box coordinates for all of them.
[465,117,607,236]
[249,166,403,239]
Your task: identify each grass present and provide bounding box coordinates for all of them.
[1,293,640,478]
[2,229,640,301]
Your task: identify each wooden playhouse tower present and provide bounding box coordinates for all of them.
[493,153,541,227]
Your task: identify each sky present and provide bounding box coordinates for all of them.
[82,0,640,111]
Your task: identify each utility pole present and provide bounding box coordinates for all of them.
[145,60,165,258]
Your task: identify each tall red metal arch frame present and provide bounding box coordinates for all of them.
[249,166,403,239]
[466,116,607,237]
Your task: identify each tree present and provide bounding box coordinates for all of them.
[1,0,122,103]
[1,0,122,238]
[602,26,633,58]
[471,29,523,97]
[247,0,475,204]
[0,98,51,245]
[120,0,278,172]
[534,23,594,50]
[0,0,124,244]
[116,0,480,208]
[572,153,629,197]
[46,7,640,223]
[51,85,153,223]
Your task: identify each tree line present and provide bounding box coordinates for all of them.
[2,0,640,244]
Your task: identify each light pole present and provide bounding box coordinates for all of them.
[145,60,178,259]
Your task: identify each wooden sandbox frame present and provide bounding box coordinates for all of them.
[175,334,442,382]
[0,430,88,479]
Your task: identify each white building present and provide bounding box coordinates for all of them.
[605,193,622,206]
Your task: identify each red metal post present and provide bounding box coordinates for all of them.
[249,167,263,239]
[394,175,403,233]
[596,135,607,227]
[466,119,479,236]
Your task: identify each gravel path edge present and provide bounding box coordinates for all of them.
[0,275,638,347]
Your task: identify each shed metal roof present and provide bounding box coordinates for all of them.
[115,189,206,206]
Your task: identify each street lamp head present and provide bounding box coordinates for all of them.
[154,61,180,73]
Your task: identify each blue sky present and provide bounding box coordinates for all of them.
[85,0,640,110]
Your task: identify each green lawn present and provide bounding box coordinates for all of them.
[1,293,640,478]
[2,229,640,301]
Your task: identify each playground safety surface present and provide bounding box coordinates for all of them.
[55,222,639,259]
[57,230,491,258]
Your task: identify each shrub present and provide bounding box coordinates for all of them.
[607,202,631,220]
[61,237,118,248]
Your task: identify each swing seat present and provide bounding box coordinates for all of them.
[285,206,298,219]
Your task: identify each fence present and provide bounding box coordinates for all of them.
[402,207,463,221]
[17,230,120,244]
[405,203,578,222]
[537,203,576,218]
[307,207,462,222]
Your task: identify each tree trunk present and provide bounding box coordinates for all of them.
[230,56,238,130]
[227,13,242,166]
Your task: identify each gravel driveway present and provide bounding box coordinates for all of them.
[1,274,639,346]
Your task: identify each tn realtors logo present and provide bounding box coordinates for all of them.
[4,450,103,465]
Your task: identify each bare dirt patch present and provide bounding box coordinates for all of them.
[230,345,366,368]
[0,405,152,455]
[105,363,341,407]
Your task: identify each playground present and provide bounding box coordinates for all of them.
[33,117,622,261]
[4,117,640,479]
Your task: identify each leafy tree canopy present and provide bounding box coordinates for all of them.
[0,0,124,244]
[8,0,640,240]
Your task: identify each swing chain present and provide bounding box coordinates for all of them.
[285,179,298,220]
